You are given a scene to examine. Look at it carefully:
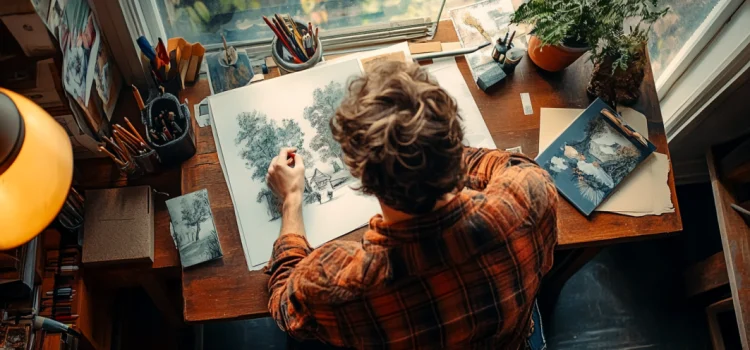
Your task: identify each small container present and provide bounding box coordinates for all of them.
[502,48,525,72]
[271,21,323,75]
[492,42,513,63]
[119,160,144,179]
[132,148,161,174]
[141,92,196,165]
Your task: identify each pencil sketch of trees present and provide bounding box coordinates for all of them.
[304,81,346,164]
[236,110,318,220]
[181,190,210,242]
[166,189,224,268]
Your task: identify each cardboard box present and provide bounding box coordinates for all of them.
[83,186,154,266]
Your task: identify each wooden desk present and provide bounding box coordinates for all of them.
[74,91,184,326]
[179,21,682,323]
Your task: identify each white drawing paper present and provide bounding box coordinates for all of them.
[426,58,496,149]
[209,59,380,270]
[210,47,497,270]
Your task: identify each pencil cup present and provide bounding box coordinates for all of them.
[133,148,161,174]
[271,21,323,75]
[141,92,196,166]
[119,159,144,179]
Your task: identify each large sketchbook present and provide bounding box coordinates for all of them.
[209,49,495,270]
[535,99,657,216]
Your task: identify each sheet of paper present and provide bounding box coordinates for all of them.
[426,58,496,149]
[209,59,381,270]
[328,41,412,70]
[539,107,673,216]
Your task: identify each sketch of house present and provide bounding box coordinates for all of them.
[330,177,349,188]
[308,168,332,191]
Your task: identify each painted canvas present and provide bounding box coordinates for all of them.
[209,59,381,269]
[535,99,656,216]
[206,50,254,95]
[166,189,223,268]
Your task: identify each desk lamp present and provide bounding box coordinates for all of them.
[0,88,73,250]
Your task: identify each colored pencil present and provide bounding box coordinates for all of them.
[263,16,302,64]
[131,85,145,110]
[123,117,147,144]
[273,17,304,61]
[99,146,125,167]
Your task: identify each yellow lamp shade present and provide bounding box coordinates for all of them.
[0,88,73,250]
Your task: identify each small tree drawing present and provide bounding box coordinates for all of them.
[256,187,282,220]
[331,160,342,173]
[236,110,313,220]
[181,190,210,242]
[304,81,347,165]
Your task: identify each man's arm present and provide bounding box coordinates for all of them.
[463,146,559,272]
[463,147,539,191]
[264,148,316,337]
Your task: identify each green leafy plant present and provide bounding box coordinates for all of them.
[511,0,612,48]
[591,2,669,74]
[512,0,669,73]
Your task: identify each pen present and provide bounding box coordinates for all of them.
[136,36,157,61]
[163,126,172,140]
[171,121,183,133]
[507,30,516,46]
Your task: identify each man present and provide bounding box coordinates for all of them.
[265,61,558,349]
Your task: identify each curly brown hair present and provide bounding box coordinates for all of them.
[331,61,464,214]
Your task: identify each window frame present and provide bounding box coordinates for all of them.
[661,0,750,138]
[655,0,745,100]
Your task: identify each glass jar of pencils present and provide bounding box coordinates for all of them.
[270,20,323,75]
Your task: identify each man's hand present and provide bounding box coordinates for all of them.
[266,147,306,206]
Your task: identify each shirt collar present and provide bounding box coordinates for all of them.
[364,193,473,244]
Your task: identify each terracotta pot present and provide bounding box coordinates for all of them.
[527,36,589,72]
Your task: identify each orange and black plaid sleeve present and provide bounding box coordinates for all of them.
[463,147,558,273]
[266,233,316,340]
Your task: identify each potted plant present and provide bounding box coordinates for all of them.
[587,4,669,105]
[511,0,608,72]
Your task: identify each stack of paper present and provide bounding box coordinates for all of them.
[539,108,674,216]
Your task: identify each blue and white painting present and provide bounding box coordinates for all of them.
[536,99,656,216]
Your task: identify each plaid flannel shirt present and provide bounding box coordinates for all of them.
[266,147,558,349]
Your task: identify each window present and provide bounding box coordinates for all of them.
[145,0,455,51]
[648,0,744,99]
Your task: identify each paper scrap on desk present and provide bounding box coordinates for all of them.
[441,42,463,52]
[539,107,674,216]
[193,98,211,127]
[329,41,412,72]
[521,93,533,115]
[409,41,442,54]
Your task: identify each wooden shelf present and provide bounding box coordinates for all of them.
[707,147,750,348]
